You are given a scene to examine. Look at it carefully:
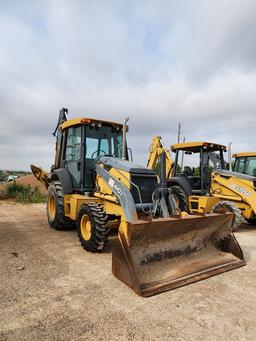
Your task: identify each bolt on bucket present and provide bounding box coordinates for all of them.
[112,213,245,297]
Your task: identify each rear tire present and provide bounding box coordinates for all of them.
[47,180,76,230]
[211,201,243,230]
[77,203,109,252]
[170,185,189,212]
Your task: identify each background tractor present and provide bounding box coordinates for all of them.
[31,110,244,296]
[147,136,256,229]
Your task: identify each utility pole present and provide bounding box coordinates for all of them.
[181,137,186,170]
[177,122,181,143]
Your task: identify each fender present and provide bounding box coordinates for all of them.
[51,168,73,194]
[95,164,138,221]
[167,176,192,196]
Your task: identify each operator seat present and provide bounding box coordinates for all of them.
[183,166,193,176]
[183,166,201,192]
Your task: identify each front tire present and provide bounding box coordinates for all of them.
[47,180,76,230]
[170,185,189,212]
[211,201,243,230]
[77,203,109,252]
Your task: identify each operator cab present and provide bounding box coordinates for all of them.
[171,142,227,195]
[59,118,126,191]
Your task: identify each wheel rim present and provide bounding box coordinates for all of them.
[80,214,92,241]
[48,193,56,220]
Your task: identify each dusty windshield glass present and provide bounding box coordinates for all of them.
[246,157,256,176]
[85,125,123,159]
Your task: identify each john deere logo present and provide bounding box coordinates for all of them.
[229,183,251,197]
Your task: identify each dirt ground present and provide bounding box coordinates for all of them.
[0,201,255,341]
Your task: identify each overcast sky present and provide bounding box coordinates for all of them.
[1,0,256,171]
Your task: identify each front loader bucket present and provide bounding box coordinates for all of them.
[112,213,245,297]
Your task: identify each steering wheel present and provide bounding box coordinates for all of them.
[91,150,107,159]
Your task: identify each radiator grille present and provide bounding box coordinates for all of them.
[130,174,158,204]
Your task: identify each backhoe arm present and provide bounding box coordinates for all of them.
[147,136,173,179]
[30,164,50,190]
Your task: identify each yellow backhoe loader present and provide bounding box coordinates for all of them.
[31,110,245,296]
[147,136,256,228]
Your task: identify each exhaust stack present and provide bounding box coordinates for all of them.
[122,117,129,160]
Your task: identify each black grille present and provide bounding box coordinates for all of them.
[130,173,158,204]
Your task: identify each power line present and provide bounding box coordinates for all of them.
[182,118,256,134]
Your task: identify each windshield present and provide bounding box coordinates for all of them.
[174,150,225,176]
[233,156,256,176]
[233,157,246,173]
[85,125,123,159]
[246,157,256,176]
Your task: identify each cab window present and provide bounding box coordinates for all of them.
[65,126,82,162]
[246,157,256,176]
[234,157,246,173]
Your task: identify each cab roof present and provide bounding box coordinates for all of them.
[171,141,227,153]
[61,118,126,130]
[232,152,256,158]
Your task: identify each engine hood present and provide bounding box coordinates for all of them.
[215,169,256,182]
[99,156,155,174]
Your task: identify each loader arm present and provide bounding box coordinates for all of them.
[147,136,173,179]
[95,164,138,222]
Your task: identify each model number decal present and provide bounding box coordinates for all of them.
[113,183,123,196]
[229,183,251,196]
[108,178,123,196]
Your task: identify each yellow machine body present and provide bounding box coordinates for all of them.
[186,165,256,220]
[233,152,256,158]
[31,116,245,297]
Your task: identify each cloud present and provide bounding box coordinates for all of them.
[0,0,256,170]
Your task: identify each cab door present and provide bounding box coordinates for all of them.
[63,125,82,189]
[245,157,256,176]
[233,157,246,174]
